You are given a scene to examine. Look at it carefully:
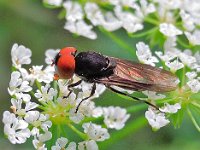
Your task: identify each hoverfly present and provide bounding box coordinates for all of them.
[53,47,177,112]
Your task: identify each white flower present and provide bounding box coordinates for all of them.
[35,84,57,102]
[160,103,181,113]
[8,71,32,95]
[63,1,83,22]
[84,2,122,31]
[78,140,98,150]
[178,51,196,68]
[185,30,200,46]
[57,79,70,96]
[64,20,97,39]
[165,59,184,73]
[82,123,110,141]
[43,0,62,6]
[84,2,104,26]
[103,106,130,130]
[194,51,200,64]
[92,107,103,118]
[32,138,47,150]
[69,100,95,124]
[15,92,31,102]
[45,49,60,65]
[3,111,31,144]
[163,37,178,52]
[187,79,200,93]
[33,130,52,149]
[136,42,158,66]
[145,108,170,130]
[155,51,177,62]
[180,10,195,31]
[101,12,122,31]
[142,91,166,100]
[80,82,106,99]
[186,71,197,80]
[133,0,156,18]
[24,111,52,133]
[69,108,84,124]
[51,137,76,150]
[159,23,182,37]
[11,43,32,68]
[57,93,76,107]
[29,65,55,84]
[11,98,38,116]
[76,99,95,117]
[114,6,143,33]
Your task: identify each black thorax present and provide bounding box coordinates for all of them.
[75,52,116,81]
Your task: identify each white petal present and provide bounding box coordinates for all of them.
[159,23,182,37]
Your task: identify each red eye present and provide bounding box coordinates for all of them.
[60,47,77,56]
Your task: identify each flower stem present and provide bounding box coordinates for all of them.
[191,102,200,109]
[144,17,159,25]
[181,66,186,87]
[67,123,87,139]
[36,80,42,89]
[99,27,135,55]
[127,104,147,113]
[129,27,158,38]
[53,80,58,102]
[187,108,200,132]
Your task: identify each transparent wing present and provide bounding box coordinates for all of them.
[95,57,178,92]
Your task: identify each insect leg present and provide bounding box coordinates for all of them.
[108,86,160,111]
[75,83,96,113]
[63,80,82,99]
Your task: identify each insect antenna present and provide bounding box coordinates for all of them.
[108,86,160,111]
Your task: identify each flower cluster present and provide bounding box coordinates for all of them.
[136,39,200,130]
[3,44,131,149]
[44,0,200,43]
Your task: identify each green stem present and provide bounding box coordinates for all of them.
[99,117,147,150]
[67,123,87,139]
[129,27,158,38]
[127,104,147,113]
[181,66,186,87]
[99,27,135,55]
[53,80,58,102]
[36,80,42,89]
[187,108,200,132]
[191,102,200,109]
[144,17,159,25]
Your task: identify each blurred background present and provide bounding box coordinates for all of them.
[0,0,199,150]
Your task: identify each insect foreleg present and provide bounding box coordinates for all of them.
[63,80,82,99]
[75,83,96,113]
[107,86,160,111]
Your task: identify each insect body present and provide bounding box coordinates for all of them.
[53,47,178,111]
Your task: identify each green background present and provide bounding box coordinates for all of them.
[0,0,200,149]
